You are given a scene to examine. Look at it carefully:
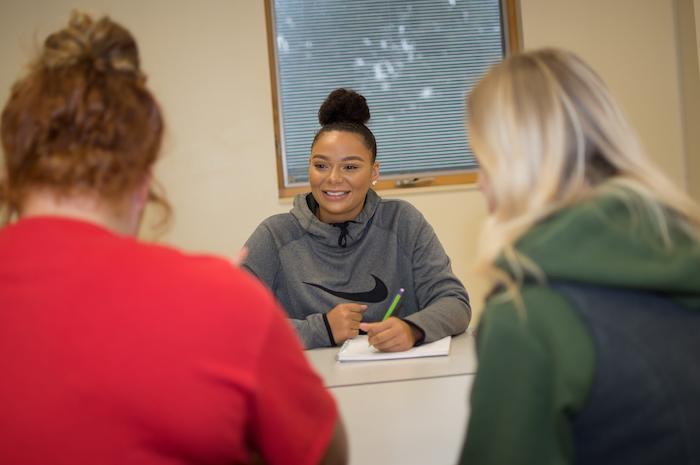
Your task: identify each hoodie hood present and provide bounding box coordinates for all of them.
[290,189,381,249]
[510,193,700,310]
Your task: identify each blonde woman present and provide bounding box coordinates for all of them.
[459,49,700,465]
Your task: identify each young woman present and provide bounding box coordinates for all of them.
[0,12,346,465]
[244,88,470,350]
[459,48,700,465]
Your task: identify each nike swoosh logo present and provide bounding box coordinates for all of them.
[304,274,389,303]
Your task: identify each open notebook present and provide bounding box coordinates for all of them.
[337,335,451,362]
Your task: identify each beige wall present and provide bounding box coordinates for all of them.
[697,0,700,61]
[521,0,687,187]
[0,0,691,321]
[696,0,699,201]
[697,0,700,199]
[677,0,700,203]
[695,0,700,202]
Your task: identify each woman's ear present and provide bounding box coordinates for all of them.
[477,169,497,213]
[371,162,380,186]
[127,172,152,235]
[134,172,152,210]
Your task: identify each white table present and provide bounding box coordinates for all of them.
[305,331,477,465]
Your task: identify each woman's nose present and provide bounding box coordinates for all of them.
[328,165,343,183]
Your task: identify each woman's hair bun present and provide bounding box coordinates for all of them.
[40,10,142,79]
[318,88,370,126]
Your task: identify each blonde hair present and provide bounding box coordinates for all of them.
[468,48,700,300]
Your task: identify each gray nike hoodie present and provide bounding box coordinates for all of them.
[243,189,471,348]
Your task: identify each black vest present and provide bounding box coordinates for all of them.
[553,283,700,465]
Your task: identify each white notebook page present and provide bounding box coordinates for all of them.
[337,335,451,362]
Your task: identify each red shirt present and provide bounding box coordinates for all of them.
[0,216,337,465]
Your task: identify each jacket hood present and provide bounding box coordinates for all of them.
[290,189,380,249]
[510,193,700,309]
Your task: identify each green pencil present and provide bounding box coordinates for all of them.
[382,288,405,320]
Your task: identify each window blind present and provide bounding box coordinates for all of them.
[270,0,505,186]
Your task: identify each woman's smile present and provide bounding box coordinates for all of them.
[309,130,378,223]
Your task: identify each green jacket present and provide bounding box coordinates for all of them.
[459,193,700,465]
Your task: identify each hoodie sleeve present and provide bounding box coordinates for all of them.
[289,314,335,348]
[402,211,471,343]
[243,223,280,289]
[243,222,335,349]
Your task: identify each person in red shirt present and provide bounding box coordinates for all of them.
[0,11,346,465]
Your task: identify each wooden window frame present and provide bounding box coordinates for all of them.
[265,0,522,198]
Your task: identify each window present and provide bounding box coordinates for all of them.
[266,0,521,197]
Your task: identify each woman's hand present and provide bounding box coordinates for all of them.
[360,318,419,352]
[326,303,367,344]
[231,247,248,266]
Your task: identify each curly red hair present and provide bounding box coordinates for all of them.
[1,11,168,220]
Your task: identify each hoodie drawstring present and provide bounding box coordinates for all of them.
[331,222,351,248]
